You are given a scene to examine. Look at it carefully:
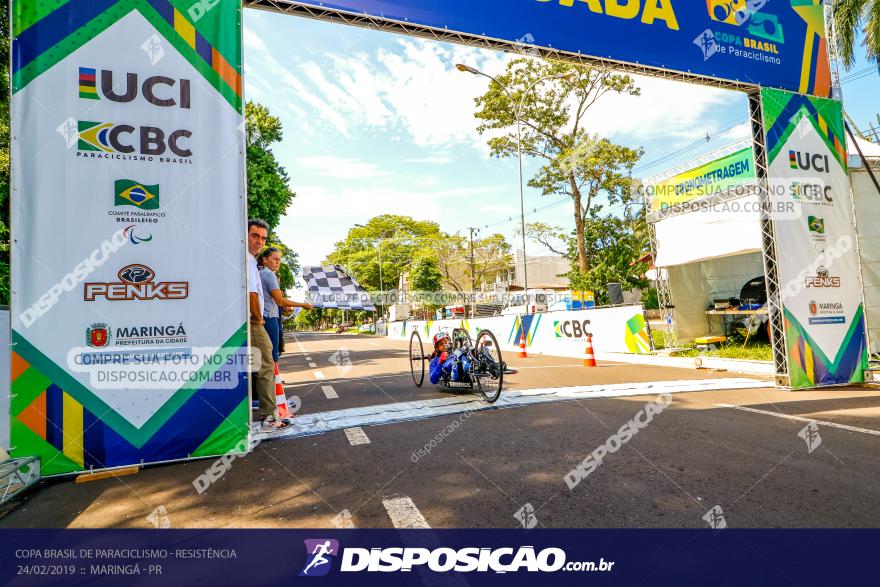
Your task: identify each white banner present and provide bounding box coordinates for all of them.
[10,2,247,474]
[762,88,867,388]
[387,306,651,358]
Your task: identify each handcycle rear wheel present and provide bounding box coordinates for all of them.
[473,330,503,403]
[409,331,425,387]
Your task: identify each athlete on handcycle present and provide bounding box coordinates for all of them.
[428,331,472,385]
[409,327,505,403]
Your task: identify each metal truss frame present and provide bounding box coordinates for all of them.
[647,221,677,351]
[1,457,41,505]
[749,92,789,384]
[243,0,791,381]
[243,1,760,93]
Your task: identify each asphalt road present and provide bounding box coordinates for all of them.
[3,332,880,529]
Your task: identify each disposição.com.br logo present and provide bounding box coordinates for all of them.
[298,540,613,576]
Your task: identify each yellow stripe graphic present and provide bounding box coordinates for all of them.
[62,392,84,467]
[799,32,814,94]
[804,344,815,385]
[173,10,196,49]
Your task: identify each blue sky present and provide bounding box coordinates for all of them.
[242,10,880,290]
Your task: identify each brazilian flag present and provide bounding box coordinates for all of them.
[808,216,825,234]
[115,180,160,210]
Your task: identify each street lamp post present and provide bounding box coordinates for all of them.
[455,64,572,314]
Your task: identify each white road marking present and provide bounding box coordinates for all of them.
[382,497,430,529]
[321,385,338,399]
[344,427,371,445]
[308,362,317,368]
[255,378,767,442]
[305,356,312,361]
[292,334,306,353]
[718,404,880,437]
[313,371,325,380]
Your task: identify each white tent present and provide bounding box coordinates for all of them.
[650,137,880,345]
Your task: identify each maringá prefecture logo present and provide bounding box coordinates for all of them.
[115,180,160,210]
[86,323,111,348]
[300,539,339,577]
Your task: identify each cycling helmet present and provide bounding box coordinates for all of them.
[433,332,450,347]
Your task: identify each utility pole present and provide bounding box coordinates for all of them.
[468,227,479,318]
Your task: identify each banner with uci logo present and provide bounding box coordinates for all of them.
[293,0,833,96]
[10,0,248,474]
[762,88,868,388]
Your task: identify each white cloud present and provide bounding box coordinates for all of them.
[583,73,747,146]
[299,156,389,179]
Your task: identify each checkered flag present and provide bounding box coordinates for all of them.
[302,265,376,311]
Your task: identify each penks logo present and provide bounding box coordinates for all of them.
[300,539,339,577]
[116,180,160,210]
[86,323,111,348]
[77,121,193,159]
[78,67,191,108]
[804,266,841,289]
[84,264,189,301]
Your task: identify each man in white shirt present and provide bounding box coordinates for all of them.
[247,219,289,430]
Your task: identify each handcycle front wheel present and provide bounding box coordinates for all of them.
[473,330,503,403]
[409,331,425,387]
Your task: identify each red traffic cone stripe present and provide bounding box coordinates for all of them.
[583,336,597,367]
[274,362,292,419]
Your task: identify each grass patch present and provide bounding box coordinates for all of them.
[672,341,773,361]
[651,328,669,350]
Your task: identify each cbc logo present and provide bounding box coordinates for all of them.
[554,320,592,339]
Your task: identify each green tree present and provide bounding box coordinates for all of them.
[246,101,295,229]
[326,215,444,291]
[472,233,513,288]
[473,58,642,274]
[832,0,880,68]
[246,101,300,293]
[411,258,443,292]
[527,209,650,305]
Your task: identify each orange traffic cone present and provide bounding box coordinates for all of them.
[583,336,597,367]
[518,332,528,358]
[274,362,292,420]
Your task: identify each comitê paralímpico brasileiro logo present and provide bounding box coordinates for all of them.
[115,180,160,210]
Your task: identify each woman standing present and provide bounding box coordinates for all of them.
[258,247,313,362]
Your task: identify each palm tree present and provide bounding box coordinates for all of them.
[832,0,880,68]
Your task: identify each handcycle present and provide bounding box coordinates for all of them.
[408,327,506,403]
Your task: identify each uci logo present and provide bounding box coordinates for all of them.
[789,150,830,173]
[79,67,190,108]
[554,319,592,339]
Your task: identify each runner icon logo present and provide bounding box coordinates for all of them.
[300,539,340,577]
